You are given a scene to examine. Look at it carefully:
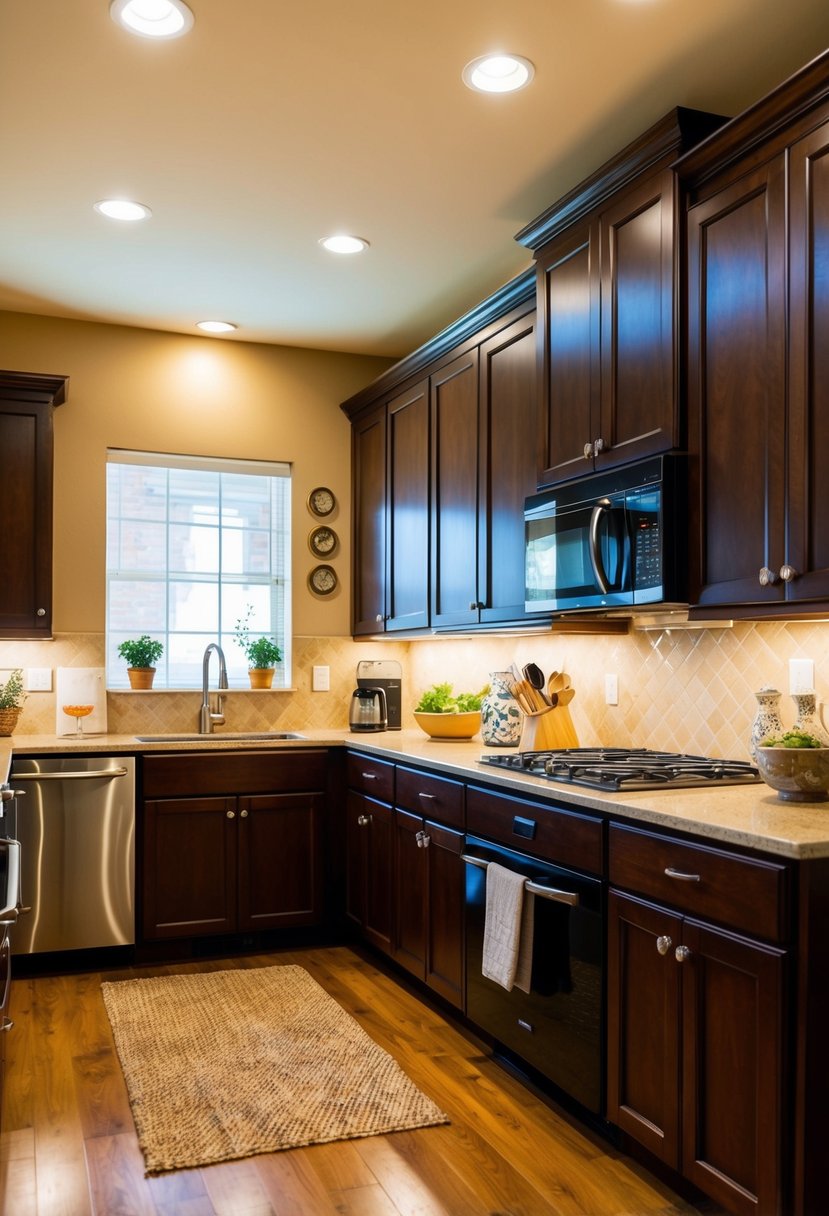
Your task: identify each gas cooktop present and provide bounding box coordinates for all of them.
[479,747,761,793]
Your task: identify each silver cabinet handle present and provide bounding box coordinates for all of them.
[675,945,692,963]
[758,566,778,586]
[12,767,129,782]
[357,814,370,826]
[417,792,435,801]
[779,564,798,583]
[36,608,46,617]
[593,437,605,456]
[239,808,249,818]
[360,772,377,780]
[584,442,594,460]
[0,1017,13,1032]
[226,810,236,819]
[416,830,431,849]
[664,867,701,882]
[656,934,673,955]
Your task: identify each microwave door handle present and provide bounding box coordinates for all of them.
[588,498,612,593]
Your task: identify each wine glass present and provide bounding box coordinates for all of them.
[63,704,94,736]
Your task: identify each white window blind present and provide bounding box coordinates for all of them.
[106,449,291,689]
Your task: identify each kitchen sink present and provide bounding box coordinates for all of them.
[134,731,307,742]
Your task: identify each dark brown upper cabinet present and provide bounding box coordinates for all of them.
[516,108,726,489]
[0,370,68,638]
[680,50,829,614]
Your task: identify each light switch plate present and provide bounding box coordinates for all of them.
[312,665,330,692]
[25,667,53,692]
[605,673,619,705]
[789,658,814,694]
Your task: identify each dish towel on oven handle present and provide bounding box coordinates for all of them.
[481,862,534,993]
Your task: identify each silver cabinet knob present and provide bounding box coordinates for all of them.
[239,808,249,818]
[584,442,594,460]
[375,613,384,623]
[759,567,778,586]
[226,810,236,819]
[593,437,605,456]
[357,814,370,827]
[779,564,798,583]
[675,945,692,963]
[36,608,46,617]
[656,934,673,956]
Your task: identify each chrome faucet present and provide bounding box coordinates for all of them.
[199,642,228,733]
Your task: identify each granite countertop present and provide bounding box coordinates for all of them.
[8,728,829,860]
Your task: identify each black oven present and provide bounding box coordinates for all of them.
[464,835,604,1115]
[524,454,686,613]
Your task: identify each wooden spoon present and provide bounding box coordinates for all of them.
[547,672,570,695]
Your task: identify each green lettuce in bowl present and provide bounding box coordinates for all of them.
[756,729,829,801]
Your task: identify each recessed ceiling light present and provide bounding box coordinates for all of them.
[94,199,152,221]
[110,0,194,39]
[196,320,237,334]
[462,54,535,94]
[319,235,370,255]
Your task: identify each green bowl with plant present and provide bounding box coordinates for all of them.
[414,682,489,740]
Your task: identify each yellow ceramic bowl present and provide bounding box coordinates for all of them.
[414,710,481,740]
[754,746,829,802]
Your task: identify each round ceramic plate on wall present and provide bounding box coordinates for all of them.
[308,524,338,557]
[309,564,338,595]
[307,486,336,517]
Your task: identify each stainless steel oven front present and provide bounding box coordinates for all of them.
[464,835,604,1115]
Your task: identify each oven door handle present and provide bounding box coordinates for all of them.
[461,854,580,906]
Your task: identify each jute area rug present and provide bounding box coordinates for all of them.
[101,964,447,1174]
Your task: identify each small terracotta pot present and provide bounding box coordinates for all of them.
[248,667,275,689]
[127,667,156,690]
[0,708,21,736]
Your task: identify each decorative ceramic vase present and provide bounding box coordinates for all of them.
[481,672,523,747]
[749,687,784,760]
[248,667,275,689]
[790,691,829,745]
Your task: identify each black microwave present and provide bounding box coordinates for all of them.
[524,456,687,613]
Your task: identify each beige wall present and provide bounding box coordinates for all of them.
[0,310,392,636]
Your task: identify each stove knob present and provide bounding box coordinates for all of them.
[656,935,673,956]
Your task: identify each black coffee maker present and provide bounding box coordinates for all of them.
[354,659,402,730]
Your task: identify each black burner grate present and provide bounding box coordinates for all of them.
[479,747,760,792]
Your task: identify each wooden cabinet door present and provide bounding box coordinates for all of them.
[598,170,677,471]
[477,312,541,625]
[237,793,323,931]
[686,158,787,607]
[607,891,682,1168]
[787,119,829,603]
[392,809,427,980]
[680,920,785,1216]
[430,350,480,627]
[387,379,430,631]
[424,822,464,1009]
[346,790,393,954]
[537,221,600,486]
[352,404,387,634]
[142,797,237,939]
[0,372,67,638]
[345,789,367,929]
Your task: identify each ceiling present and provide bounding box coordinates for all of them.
[2,1,829,359]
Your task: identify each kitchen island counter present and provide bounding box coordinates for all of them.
[8,729,829,859]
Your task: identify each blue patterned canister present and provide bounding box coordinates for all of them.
[481,672,523,747]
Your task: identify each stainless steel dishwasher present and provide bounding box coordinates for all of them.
[8,756,135,954]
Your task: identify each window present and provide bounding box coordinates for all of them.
[106,450,291,689]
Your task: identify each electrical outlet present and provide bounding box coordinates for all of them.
[789,658,814,694]
[25,667,53,692]
[312,665,330,692]
[605,673,619,706]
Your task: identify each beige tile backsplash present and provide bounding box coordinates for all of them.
[3,622,829,761]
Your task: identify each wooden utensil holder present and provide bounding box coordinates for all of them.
[520,704,579,751]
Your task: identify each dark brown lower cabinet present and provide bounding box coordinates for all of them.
[607,890,785,1216]
[345,790,393,955]
[392,808,464,1009]
[142,791,323,940]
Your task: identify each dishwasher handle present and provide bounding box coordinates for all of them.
[461,853,580,907]
[12,767,130,782]
[0,839,21,923]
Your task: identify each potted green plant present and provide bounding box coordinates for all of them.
[117,636,164,689]
[234,606,282,688]
[0,668,26,736]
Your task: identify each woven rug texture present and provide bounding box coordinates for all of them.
[101,964,447,1174]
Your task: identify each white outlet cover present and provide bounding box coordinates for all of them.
[789,658,814,694]
[312,665,330,692]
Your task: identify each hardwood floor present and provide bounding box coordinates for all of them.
[0,946,721,1216]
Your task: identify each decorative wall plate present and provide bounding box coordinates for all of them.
[309,564,338,595]
[307,486,336,517]
[308,524,338,557]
